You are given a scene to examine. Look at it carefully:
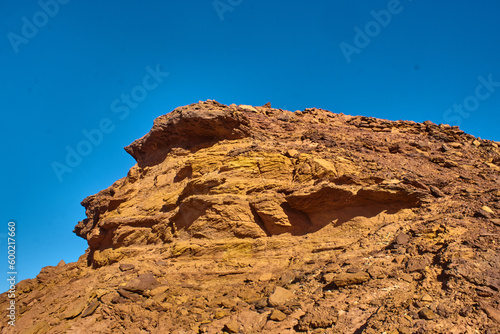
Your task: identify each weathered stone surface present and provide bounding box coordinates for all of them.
[419,308,437,320]
[296,307,337,330]
[269,309,287,321]
[268,286,295,307]
[62,300,87,319]
[20,321,49,334]
[223,319,239,333]
[479,301,500,323]
[3,101,500,334]
[81,299,100,318]
[395,232,410,245]
[407,257,429,272]
[123,273,160,294]
[429,185,445,198]
[324,271,370,288]
[119,263,135,271]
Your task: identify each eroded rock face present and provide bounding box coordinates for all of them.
[73,101,429,267]
[2,100,500,333]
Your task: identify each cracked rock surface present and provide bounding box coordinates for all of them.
[2,100,500,333]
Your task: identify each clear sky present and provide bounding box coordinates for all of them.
[1,0,499,292]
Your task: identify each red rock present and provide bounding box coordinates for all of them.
[407,257,429,273]
[268,286,295,307]
[269,309,287,321]
[325,271,370,288]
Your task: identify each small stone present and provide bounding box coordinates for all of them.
[123,273,160,294]
[320,271,332,283]
[486,162,500,171]
[268,286,295,307]
[475,209,492,219]
[398,327,412,334]
[472,140,481,147]
[346,267,360,273]
[279,271,296,285]
[421,294,433,302]
[238,290,261,303]
[215,310,229,319]
[258,272,273,281]
[476,286,494,297]
[429,186,445,198]
[400,273,413,283]
[395,232,410,245]
[441,144,450,152]
[57,260,66,267]
[482,206,494,214]
[81,299,100,318]
[255,298,268,309]
[224,319,240,333]
[117,288,143,302]
[325,271,370,288]
[239,105,258,113]
[464,187,477,193]
[436,304,450,317]
[221,298,238,309]
[119,263,135,272]
[408,310,419,319]
[406,257,428,273]
[418,308,436,320]
[491,219,500,226]
[449,142,462,149]
[63,300,87,319]
[443,160,458,168]
[394,255,406,265]
[150,285,169,297]
[459,306,472,317]
[269,309,287,321]
[277,114,291,122]
[296,306,337,331]
[285,149,299,158]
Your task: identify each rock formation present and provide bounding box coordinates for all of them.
[2,100,500,333]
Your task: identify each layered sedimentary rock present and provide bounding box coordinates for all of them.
[2,100,500,333]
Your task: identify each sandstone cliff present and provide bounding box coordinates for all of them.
[2,100,500,333]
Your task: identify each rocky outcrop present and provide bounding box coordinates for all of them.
[73,101,432,267]
[2,100,500,333]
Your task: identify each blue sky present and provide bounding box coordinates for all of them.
[1,0,499,292]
